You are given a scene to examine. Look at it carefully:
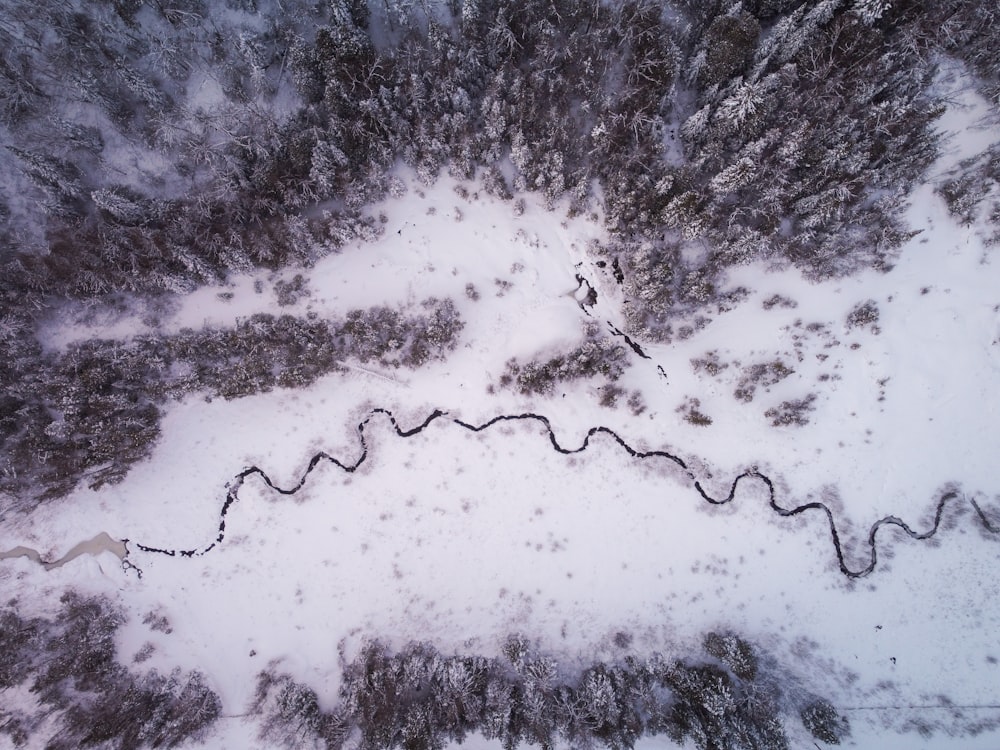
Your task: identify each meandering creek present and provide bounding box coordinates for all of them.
[3,409,997,579]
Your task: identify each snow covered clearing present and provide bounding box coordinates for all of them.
[4,148,1000,747]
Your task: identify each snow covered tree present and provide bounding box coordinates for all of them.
[695,7,761,87]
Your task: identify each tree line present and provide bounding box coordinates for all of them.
[2,0,997,322]
[252,632,849,750]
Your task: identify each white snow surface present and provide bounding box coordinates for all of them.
[5,146,1000,748]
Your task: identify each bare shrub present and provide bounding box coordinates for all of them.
[677,396,713,426]
[274,274,311,307]
[762,294,798,310]
[765,394,817,427]
[501,328,629,396]
[846,300,880,331]
[734,360,794,403]
[691,350,729,377]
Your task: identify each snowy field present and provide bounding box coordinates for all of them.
[5,110,1000,747]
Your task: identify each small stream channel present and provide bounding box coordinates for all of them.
[3,410,998,580]
[129,409,1000,579]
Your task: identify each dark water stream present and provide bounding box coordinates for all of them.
[3,410,997,580]
[130,408,1000,579]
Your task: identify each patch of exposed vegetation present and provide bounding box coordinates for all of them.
[273,274,311,307]
[690,350,730,377]
[846,300,881,332]
[500,323,629,396]
[762,295,798,311]
[765,394,818,427]
[678,396,713,426]
[734,360,795,403]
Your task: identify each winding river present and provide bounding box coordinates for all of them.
[3,409,997,580]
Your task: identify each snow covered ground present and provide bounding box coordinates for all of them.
[5,101,1000,747]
